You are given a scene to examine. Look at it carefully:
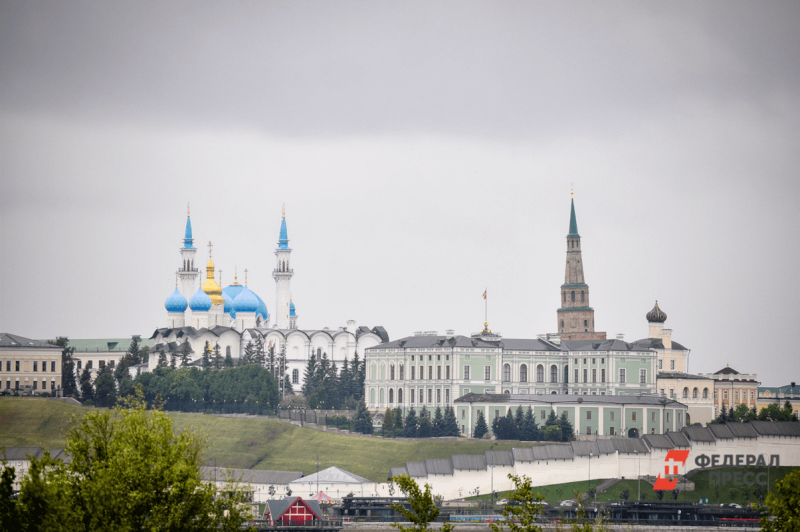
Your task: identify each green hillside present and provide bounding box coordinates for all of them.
[0,398,531,482]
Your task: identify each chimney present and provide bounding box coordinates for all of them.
[551,334,561,346]
[662,329,672,350]
[616,333,625,341]
[347,319,356,332]
[445,329,455,339]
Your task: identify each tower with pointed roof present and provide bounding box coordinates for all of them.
[178,205,199,304]
[556,193,606,341]
[273,208,294,329]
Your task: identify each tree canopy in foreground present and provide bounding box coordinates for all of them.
[0,389,253,531]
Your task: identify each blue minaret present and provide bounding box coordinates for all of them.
[178,204,199,304]
[273,206,294,328]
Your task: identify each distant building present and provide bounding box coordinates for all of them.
[364,328,657,413]
[698,365,759,417]
[148,207,386,393]
[758,383,800,417]
[635,301,715,424]
[69,337,152,381]
[454,393,688,438]
[0,333,62,394]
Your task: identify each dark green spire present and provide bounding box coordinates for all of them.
[568,198,579,237]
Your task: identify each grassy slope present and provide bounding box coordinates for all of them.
[0,399,533,482]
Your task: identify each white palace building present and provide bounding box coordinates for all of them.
[147,208,387,390]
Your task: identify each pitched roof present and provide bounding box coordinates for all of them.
[67,338,152,352]
[665,430,691,448]
[289,466,370,485]
[642,434,674,449]
[199,466,303,484]
[266,497,322,521]
[0,334,59,349]
[726,423,759,439]
[610,438,650,454]
[485,450,514,466]
[424,459,453,476]
[681,425,716,443]
[750,421,800,437]
[707,424,734,439]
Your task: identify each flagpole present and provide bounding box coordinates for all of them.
[485,287,487,324]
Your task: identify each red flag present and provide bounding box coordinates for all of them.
[483,289,487,300]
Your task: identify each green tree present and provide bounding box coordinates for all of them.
[619,488,630,501]
[50,337,78,398]
[79,367,93,403]
[157,348,168,368]
[473,410,488,439]
[514,406,524,430]
[558,412,574,441]
[442,406,460,437]
[393,407,404,433]
[418,406,432,438]
[212,344,223,370]
[489,474,544,532]
[3,389,252,531]
[520,406,539,442]
[432,407,444,437]
[390,474,453,532]
[353,400,373,434]
[242,341,255,365]
[180,342,192,366]
[383,408,395,437]
[94,365,117,407]
[303,353,317,396]
[543,425,561,441]
[202,341,211,370]
[731,403,756,423]
[404,407,419,438]
[761,468,800,532]
[224,350,234,368]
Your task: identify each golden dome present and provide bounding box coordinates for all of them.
[202,258,224,305]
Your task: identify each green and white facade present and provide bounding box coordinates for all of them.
[454,393,688,438]
[364,331,658,417]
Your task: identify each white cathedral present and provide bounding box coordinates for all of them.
[148,208,388,391]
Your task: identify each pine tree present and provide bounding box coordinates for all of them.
[418,406,432,438]
[202,341,211,370]
[157,349,167,368]
[51,337,78,398]
[520,406,539,441]
[169,352,177,370]
[80,367,93,402]
[404,407,418,438]
[515,405,524,429]
[266,342,276,373]
[432,407,444,437]
[351,353,364,400]
[353,400,373,434]
[325,360,340,409]
[254,337,266,366]
[383,408,395,437]
[242,341,255,365]
[212,344,223,370]
[283,374,293,395]
[545,409,558,427]
[473,410,488,439]
[393,407,403,432]
[443,406,459,437]
[303,354,317,397]
[180,342,191,366]
[557,411,574,442]
[94,365,117,408]
[224,350,234,367]
[339,357,351,402]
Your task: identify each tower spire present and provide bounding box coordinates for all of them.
[556,194,605,341]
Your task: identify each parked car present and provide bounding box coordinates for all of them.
[496,499,508,506]
[560,500,575,507]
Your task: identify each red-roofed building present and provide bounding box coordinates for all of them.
[264,497,322,526]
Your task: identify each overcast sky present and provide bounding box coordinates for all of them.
[2,1,799,386]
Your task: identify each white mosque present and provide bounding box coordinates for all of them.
[149,207,388,391]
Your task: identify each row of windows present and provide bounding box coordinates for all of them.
[574,358,606,365]
[658,359,677,370]
[5,379,57,390]
[562,290,586,303]
[3,360,57,372]
[373,388,452,405]
[719,390,755,401]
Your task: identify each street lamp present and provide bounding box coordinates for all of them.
[635,450,640,502]
[760,453,771,497]
[588,452,592,501]
[315,455,321,497]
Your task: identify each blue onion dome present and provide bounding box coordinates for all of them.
[165,288,188,313]
[646,300,667,323]
[254,292,269,320]
[289,300,296,317]
[223,284,244,301]
[222,290,233,314]
[232,286,260,313]
[189,286,212,312]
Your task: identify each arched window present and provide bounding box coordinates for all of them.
[397,388,403,404]
[560,320,564,329]
[390,364,395,380]
[389,389,394,403]
[581,291,585,302]
[520,364,528,383]
[550,365,558,383]
[399,364,404,380]
[370,364,376,380]
[571,291,575,302]
[504,390,510,395]
[502,364,511,382]
[536,365,544,383]
[692,388,698,399]
[703,388,709,399]
[562,292,566,303]
[226,346,231,356]
[564,365,569,383]
[379,388,385,403]
[317,348,322,357]
[682,387,689,399]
